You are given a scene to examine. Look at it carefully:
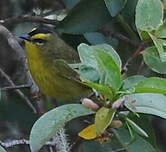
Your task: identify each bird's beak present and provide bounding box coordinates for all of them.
[19,34,31,42]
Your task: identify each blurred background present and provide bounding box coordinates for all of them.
[0,0,166,152]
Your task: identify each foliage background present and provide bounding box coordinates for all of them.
[0,0,166,152]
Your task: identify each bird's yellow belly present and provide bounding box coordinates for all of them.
[28,57,89,100]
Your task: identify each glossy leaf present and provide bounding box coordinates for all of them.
[95,50,122,90]
[113,128,156,152]
[135,0,163,31]
[85,81,113,100]
[78,124,97,140]
[78,43,98,68]
[78,43,122,69]
[104,0,127,17]
[92,44,122,68]
[79,65,100,82]
[124,93,166,119]
[126,118,148,138]
[134,77,166,94]
[149,33,166,62]
[95,107,116,135]
[123,75,146,90]
[30,104,94,152]
[143,46,166,74]
[58,0,111,34]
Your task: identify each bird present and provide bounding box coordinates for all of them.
[20,27,91,101]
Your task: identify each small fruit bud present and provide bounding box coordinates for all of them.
[82,98,99,111]
[110,120,123,128]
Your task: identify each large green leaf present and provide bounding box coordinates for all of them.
[95,50,122,90]
[79,65,100,82]
[95,107,116,135]
[29,104,94,152]
[104,0,127,17]
[85,81,113,100]
[0,146,6,152]
[123,75,146,90]
[92,44,122,68]
[78,43,122,69]
[78,43,98,68]
[149,33,166,62]
[135,0,163,31]
[124,93,166,119]
[58,0,111,34]
[143,46,166,74]
[113,128,156,152]
[134,77,166,94]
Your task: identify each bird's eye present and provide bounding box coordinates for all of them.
[32,38,47,45]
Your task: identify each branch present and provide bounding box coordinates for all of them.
[0,15,60,26]
[0,84,32,91]
[0,67,37,113]
[0,24,37,113]
[100,29,140,47]
[122,42,147,73]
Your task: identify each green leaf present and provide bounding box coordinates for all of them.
[149,33,166,62]
[124,93,166,119]
[85,81,113,100]
[58,0,111,34]
[113,128,156,152]
[104,0,127,17]
[79,65,100,82]
[95,50,122,90]
[143,46,166,74]
[155,19,166,38]
[0,146,6,152]
[122,0,138,23]
[123,75,146,90]
[78,43,98,68]
[84,32,108,45]
[134,77,166,94]
[126,118,148,138]
[138,30,151,40]
[92,44,122,68]
[95,107,116,135]
[78,43,122,69]
[135,0,163,31]
[29,104,94,152]
[129,115,157,147]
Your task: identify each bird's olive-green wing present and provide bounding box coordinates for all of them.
[52,59,82,82]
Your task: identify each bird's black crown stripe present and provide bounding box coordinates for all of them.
[28,27,52,36]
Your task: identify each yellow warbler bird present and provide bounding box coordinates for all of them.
[20,27,91,101]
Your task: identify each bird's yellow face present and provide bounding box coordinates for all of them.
[20,28,56,56]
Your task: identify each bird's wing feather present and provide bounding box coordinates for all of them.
[52,59,81,82]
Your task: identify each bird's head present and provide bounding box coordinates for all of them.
[20,27,56,55]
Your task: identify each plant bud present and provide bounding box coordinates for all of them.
[82,98,99,111]
[110,120,123,128]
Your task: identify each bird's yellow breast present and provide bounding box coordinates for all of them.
[25,41,90,100]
